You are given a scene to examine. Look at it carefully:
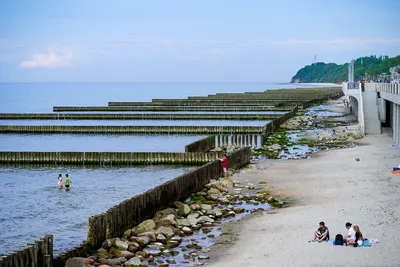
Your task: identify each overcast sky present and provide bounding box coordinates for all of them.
[0,0,399,82]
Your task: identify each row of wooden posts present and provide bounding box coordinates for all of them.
[0,113,281,120]
[0,125,266,134]
[0,235,53,267]
[52,106,293,112]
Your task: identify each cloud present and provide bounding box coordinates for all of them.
[20,51,73,68]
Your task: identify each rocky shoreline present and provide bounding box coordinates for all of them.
[66,177,285,267]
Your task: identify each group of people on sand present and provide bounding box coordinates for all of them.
[57,173,71,190]
[312,221,368,247]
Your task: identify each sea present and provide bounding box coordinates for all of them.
[0,82,331,254]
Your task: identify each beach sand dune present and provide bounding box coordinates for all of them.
[208,134,400,267]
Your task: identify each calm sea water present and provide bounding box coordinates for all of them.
[0,165,193,254]
[0,134,206,152]
[0,82,328,113]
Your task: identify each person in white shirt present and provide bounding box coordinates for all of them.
[344,222,356,245]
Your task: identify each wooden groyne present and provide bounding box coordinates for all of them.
[0,152,219,166]
[52,106,293,112]
[185,136,215,152]
[0,125,265,134]
[108,100,299,107]
[0,113,281,120]
[0,235,53,267]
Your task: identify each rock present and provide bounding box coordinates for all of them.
[113,250,134,259]
[114,238,129,250]
[131,236,150,247]
[145,246,162,256]
[101,238,114,250]
[166,240,180,248]
[97,248,108,254]
[157,214,176,226]
[213,209,223,217]
[156,233,167,242]
[158,263,169,267]
[200,204,212,211]
[128,243,140,253]
[207,188,221,196]
[171,236,182,243]
[156,226,174,238]
[65,258,87,267]
[123,228,132,237]
[138,231,156,242]
[187,214,199,226]
[132,219,156,235]
[189,203,201,210]
[154,208,178,220]
[182,226,193,234]
[125,257,142,267]
[197,216,215,224]
[166,258,176,264]
[178,204,191,217]
[176,218,191,227]
[173,201,184,208]
[220,178,234,187]
[98,258,121,266]
[114,256,128,263]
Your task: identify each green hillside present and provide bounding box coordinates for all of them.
[291,55,400,83]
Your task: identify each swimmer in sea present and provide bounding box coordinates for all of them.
[57,174,63,189]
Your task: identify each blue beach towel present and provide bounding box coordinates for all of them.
[333,239,371,247]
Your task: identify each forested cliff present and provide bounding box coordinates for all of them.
[291,55,400,83]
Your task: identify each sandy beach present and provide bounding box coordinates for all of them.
[208,124,400,266]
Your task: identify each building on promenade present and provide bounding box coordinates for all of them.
[342,81,400,146]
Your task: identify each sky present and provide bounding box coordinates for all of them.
[0,0,399,82]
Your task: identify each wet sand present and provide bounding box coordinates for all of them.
[208,128,400,266]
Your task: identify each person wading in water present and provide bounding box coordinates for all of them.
[65,174,71,190]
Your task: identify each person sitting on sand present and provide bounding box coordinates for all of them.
[313,221,329,242]
[393,163,400,171]
[344,222,356,245]
[331,129,337,137]
[353,225,364,246]
[57,174,63,189]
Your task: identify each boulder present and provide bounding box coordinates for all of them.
[176,218,191,227]
[197,216,215,224]
[138,231,156,242]
[101,238,114,250]
[128,243,140,253]
[97,248,108,254]
[155,226,174,238]
[123,228,132,237]
[65,258,87,267]
[125,257,142,267]
[154,208,178,220]
[178,204,191,217]
[132,219,155,235]
[173,201,184,208]
[187,214,199,226]
[220,178,234,187]
[131,236,150,247]
[113,250,134,259]
[98,258,121,266]
[157,214,176,226]
[207,188,221,196]
[156,233,167,242]
[213,209,223,217]
[181,226,193,234]
[114,238,129,250]
[200,204,212,211]
[189,203,201,210]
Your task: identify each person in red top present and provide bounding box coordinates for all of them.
[219,153,228,178]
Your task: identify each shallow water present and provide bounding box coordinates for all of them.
[0,134,206,152]
[0,119,269,127]
[0,165,194,254]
